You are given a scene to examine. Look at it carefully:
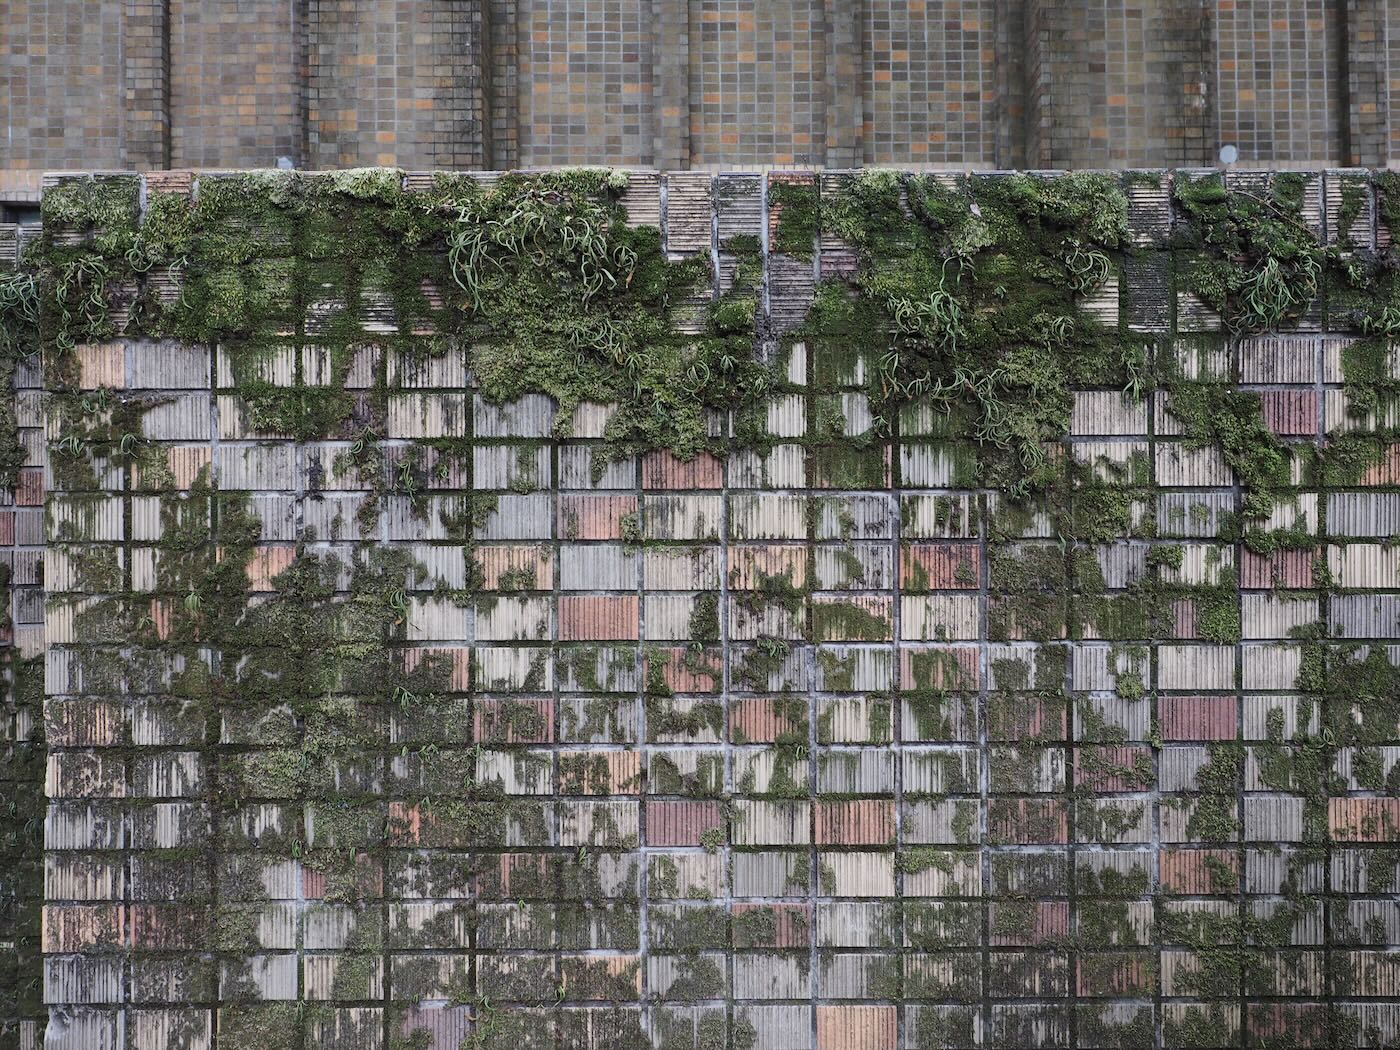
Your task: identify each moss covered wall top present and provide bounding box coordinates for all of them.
[22,168,1400,1050]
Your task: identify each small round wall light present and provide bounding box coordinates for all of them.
[276,156,296,171]
[1218,144,1239,165]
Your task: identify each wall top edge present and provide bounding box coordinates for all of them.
[19,165,1400,185]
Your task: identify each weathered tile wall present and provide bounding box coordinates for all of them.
[27,169,1400,1050]
[1024,0,1214,169]
[166,0,307,170]
[17,0,1400,188]
[513,0,656,168]
[0,0,126,177]
[1213,0,1343,167]
[861,1,1001,167]
[307,0,489,171]
[687,1,828,168]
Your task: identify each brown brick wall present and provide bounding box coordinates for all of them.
[0,0,124,173]
[308,0,488,170]
[1215,0,1343,167]
[168,0,304,168]
[488,0,519,168]
[8,6,1400,198]
[514,0,657,167]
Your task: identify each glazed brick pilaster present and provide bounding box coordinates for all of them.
[1346,0,1390,166]
[122,0,171,170]
[822,0,862,168]
[652,0,691,173]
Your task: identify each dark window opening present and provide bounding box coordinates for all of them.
[1,202,41,227]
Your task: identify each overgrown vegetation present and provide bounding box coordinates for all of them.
[810,170,1144,496]
[0,265,39,485]
[449,171,771,460]
[14,166,1400,1048]
[34,168,774,465]
[1172,172,1324,333]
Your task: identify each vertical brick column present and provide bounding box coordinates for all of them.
[122,0,171,169]
[993,0,1029,169]
[1155,0,1214,168]
[653,0,691,172]
[823,0,862,168]
[487,0,519,169]
[1022,0,1050,169]
[1345,0,1390,166]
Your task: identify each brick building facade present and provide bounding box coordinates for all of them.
[4,1,1400,200]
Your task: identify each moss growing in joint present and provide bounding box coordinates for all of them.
[768,178,819,259]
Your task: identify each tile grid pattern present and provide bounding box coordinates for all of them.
[688,1,827,168]
[307,0,489,171]
[167,0,305,169]
[860,1,999,166]
[17,1,1400,180]
[1345,0,1390,167]
[0,0,125,173]
[31,169,1400,1050]
[514,0,657,167]
[487,0,519,169]
[1214,0,1341,167]
[1025,0,1214,170]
